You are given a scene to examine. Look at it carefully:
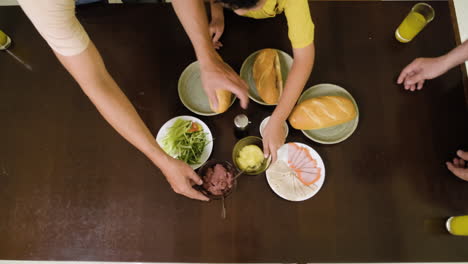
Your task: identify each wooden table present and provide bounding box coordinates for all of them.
[0,1,467,262]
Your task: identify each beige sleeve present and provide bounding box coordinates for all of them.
[18,0,90,56]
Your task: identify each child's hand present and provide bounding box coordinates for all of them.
[446,150,468,181]
[262,118,286,163]
[209,2,225,50]
[209,17,224,49]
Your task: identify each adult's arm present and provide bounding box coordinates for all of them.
[18,0,208,201]
[398,40,468,91]
[171,0,249,109]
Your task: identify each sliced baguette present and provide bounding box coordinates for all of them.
[253,49,283,104]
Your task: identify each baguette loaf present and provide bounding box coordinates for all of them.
[209,89,232,113]
[253,49,283,104]
[289,96,356,130]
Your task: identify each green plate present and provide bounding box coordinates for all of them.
[178,61,236,116]
[296,83,359,144]
[240,49,293,106]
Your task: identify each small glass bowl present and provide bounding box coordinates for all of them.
[232,136,271,175]
[196,160,237,200]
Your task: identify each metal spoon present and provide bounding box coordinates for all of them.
[221,196,226,219]
[233,170,244,181]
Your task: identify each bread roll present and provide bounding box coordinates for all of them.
[288,96,356,130]
[209,89,232,113]
[253,49,283,104]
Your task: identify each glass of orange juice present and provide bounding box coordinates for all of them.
[446,215,468,236]
[0,30,11,49]
[395,3,435,43]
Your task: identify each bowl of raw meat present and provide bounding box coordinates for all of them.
[197,160,237,199]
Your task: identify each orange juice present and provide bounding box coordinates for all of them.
[395,3,434,43]
[0,30,8,47]
[395,12,427,43]
[446,216,468,236]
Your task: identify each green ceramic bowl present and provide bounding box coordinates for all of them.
[240,49,293,106]
[232,136,271,175]
[178,61,236,116]
[296,83,359,144]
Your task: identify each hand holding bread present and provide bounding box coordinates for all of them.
[209,89,232,113]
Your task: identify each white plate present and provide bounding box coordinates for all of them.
[240,49,293,106]
[259,115,289,139]
[156,116,213,170]
[266,142,325,201]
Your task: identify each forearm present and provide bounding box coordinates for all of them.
[81,72,167,165]
[271,44,315,123]
[56,43,169,167]
[442,40,468,70]
[210,0,224,19]
[172,0,218,65]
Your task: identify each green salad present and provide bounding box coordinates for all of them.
[161,118,209,165]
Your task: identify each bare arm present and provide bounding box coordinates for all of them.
[398,40,468,91]
[209,0,225,49]
[56,43,163,162]
[263,43,315,161]
[171,0,248,109]
[18,0,208,200]
[443,40,468,68]
[171,0,215,64]
[210,0,224,19]
[273,44,315,122]
[56,42,208,201]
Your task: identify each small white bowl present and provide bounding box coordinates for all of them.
[260,116,289,139]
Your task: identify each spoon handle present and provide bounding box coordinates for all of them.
[233,170,244,181]
[221,196,226,219]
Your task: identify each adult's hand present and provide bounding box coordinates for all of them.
[56,41,209,202]
[397,40,468,91]
[158,156,209,201]
[200,56,249,110]
[171,0,249,110]
[446,150,468,181]
[397,57,450,91]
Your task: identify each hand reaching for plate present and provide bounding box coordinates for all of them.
[446,150,468,181]
[262,119,287,163]
[159,156,209,201]
[200,56,249,111]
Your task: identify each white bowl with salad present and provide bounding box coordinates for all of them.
[156,116,213,170]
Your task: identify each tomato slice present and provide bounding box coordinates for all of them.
[187,122,200,133]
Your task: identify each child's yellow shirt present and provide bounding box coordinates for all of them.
[243,0,314,49]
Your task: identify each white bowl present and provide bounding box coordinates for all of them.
[260,116,289,139]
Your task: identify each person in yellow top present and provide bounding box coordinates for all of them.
[209,0,316,161]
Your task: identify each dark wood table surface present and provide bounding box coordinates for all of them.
[1,1,468,262]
